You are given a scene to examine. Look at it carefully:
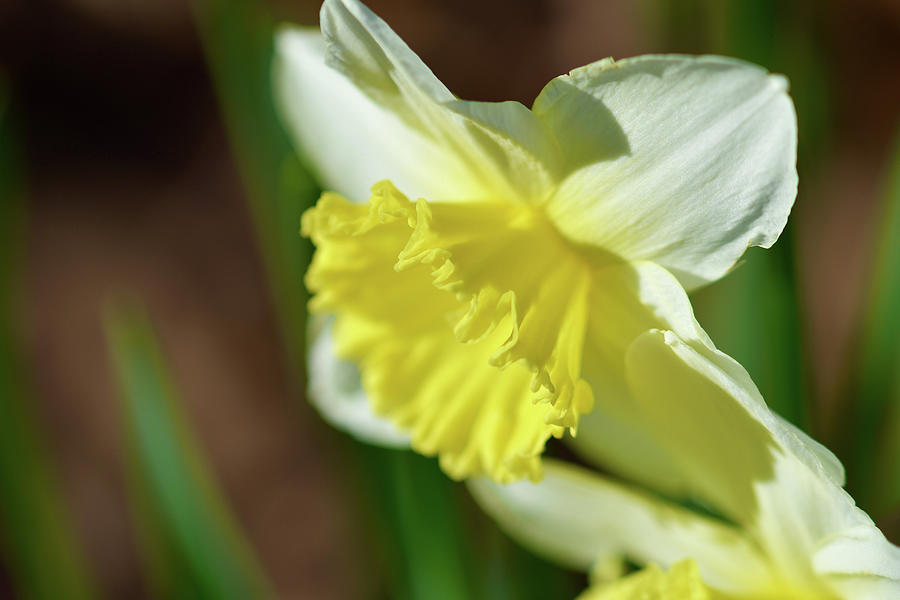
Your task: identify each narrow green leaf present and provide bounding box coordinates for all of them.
[349,444,581,600]
[464,506,583,600]
[850,130,900,514]
[192,0,319,375]
[350,447,471,600]
[638,0,724,54]
[0,84,95,600]
[719,0,832,167]
[105,303,271,599]
[877,397,900,529]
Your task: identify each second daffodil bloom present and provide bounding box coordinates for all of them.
[469,329,900,598]
[276,0,797,482]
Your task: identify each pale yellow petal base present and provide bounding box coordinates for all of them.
[302,181,595,481]
[578,560,721,600]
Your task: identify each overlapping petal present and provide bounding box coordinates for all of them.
[467,460,776,597]
[624,331,858,527]
[751,453,900,596]
[570,260,712,496]
[536,55,797,289]
[624,331,779,524]
[813,524,900,598]
[319,0,561,201]
[274,27,484,203]
[622,329,900,597]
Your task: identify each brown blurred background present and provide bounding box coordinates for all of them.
[1,0,899,598]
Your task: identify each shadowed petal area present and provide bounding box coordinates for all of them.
[623,330,900,597]
[624,330,778,525]
[570,261,712,497]
[302,182,597,481]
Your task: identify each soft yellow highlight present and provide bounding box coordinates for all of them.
[302,181,595,481]
[578,560,718,600]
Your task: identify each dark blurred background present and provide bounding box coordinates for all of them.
[1,0,899,598]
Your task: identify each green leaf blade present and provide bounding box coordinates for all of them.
[851,130,900,515]
[105,302,271,599]
[0,83,97,600]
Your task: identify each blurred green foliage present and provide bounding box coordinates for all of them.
[849,130,900,516]
[106,303,272,599]
[0,87,96,599]
[352,449,471,600]
[193,0,318,377]
[351,447,581,600]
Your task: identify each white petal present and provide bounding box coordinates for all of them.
[570,261,712,497]
[318,0,558,200]
[273,26,481,202]
[813,525,900,598]
[772,412,845,487]
[307,316,409,447]
[467,460,776,597]
[747,451,900,597]
[568,408,686,499]
[623,329,843,524]
[814,525,900,580]
[537,55,797,289]
[624,330,900,596]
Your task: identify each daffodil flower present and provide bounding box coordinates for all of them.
[275,0,797,482]
[469,329,900,598]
